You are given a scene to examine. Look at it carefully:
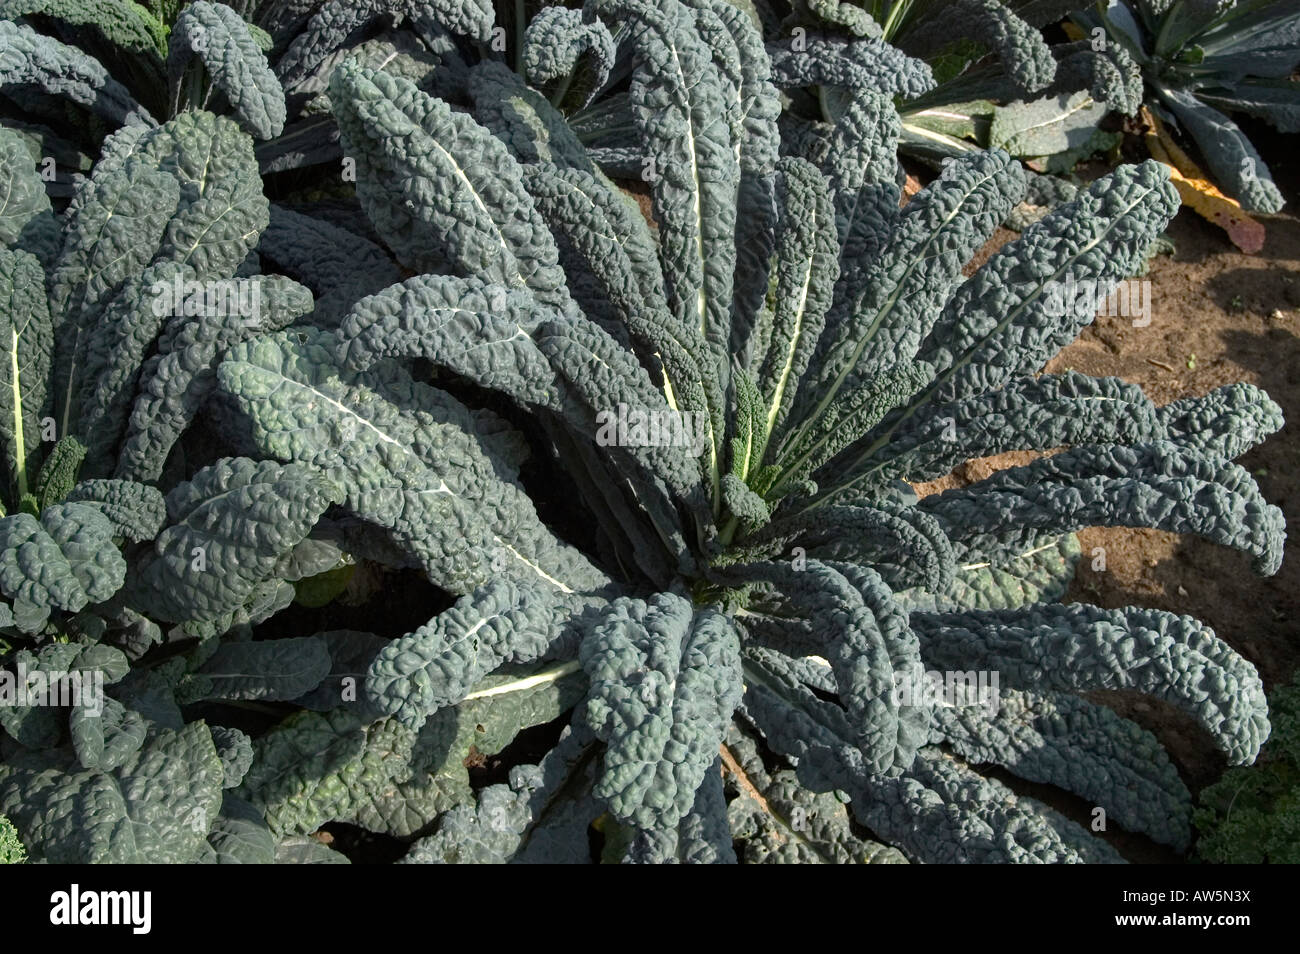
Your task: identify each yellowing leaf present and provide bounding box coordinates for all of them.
[1142,107,1265,254]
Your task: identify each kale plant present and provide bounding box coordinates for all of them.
[0,110,375,863]
[0,66,618,863]
[744,0,1142,173]
[202,0,1285,863]
[1073,0,1300,213]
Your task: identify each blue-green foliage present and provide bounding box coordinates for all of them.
[768,0,1137,170]
[0,0,1287,867]
[314,0,1281,864]
[0,108,364,862]
[0,0,284,157]
[1074,0,1299,212]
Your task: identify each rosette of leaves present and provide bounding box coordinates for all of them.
[258,0,1286,863]
[754,0,1141,174]
[1072,0,1299,213]
[0,107,471,863]
[0,110,338,637]
[1,55,619,861]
